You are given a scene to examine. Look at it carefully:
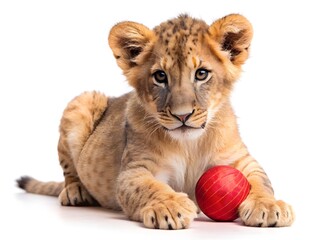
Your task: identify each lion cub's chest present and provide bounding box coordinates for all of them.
[155,151,212,195]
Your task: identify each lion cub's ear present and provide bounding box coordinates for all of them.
[208,14,253,66]
[108,21,155,71]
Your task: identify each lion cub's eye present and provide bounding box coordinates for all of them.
[153,70,168,85]
[195,68,209,81]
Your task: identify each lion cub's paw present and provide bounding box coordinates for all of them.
[239,196,295,227]
[141,192,198,230]
[59,182,97,206]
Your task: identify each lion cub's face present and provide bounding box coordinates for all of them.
[109,14,252,140]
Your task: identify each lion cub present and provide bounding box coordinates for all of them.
[18,14,294,229]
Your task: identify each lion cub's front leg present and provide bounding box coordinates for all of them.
[233,155,295,227]
[116,168,197,230]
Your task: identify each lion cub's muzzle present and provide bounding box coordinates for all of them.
[160,108,207,137]
[169,109,194,124]
[168,109,206,129]
[161,108,207,140]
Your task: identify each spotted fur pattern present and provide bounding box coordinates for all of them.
[17,14,294,229]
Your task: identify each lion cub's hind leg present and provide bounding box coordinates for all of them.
[58,91,108,206]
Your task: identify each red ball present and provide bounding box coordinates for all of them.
[195,165,250,222]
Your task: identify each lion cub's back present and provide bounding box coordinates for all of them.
[77,92,132,209]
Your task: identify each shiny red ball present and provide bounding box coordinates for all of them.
[195,165,250,222]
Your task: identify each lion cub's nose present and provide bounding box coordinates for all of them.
[170,110,194,123]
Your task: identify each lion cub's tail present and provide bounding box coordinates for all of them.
[16,176,64,197]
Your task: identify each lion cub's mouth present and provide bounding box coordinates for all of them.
[165,122,206,132]
[166,123,206,140]
[172,124,205,132]
[176,125,194,132]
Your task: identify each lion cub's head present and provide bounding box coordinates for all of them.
[109,14,252,140]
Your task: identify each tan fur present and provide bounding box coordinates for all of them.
[17,14,294,229]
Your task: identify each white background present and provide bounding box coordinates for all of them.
[0,0,319,239]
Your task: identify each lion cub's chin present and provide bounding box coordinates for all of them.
[168,126,205,141]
